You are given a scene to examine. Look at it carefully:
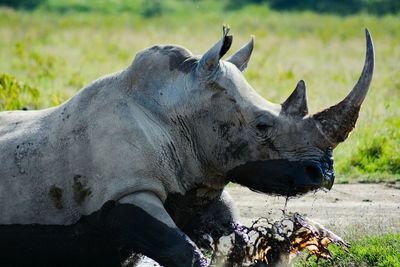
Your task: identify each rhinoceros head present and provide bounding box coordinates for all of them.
[194,27,374,196]
[129,26,374,196]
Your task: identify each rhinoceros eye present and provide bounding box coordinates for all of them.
[254,112,275,134]
[256,123,270,131]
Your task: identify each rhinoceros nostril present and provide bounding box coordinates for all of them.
[305,165,322,183]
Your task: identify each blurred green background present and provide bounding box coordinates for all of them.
[0,0,399,183]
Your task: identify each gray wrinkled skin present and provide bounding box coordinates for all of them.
[0,27,373,227]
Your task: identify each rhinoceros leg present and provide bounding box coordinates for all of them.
[164,189,247,254]
[181,190,240,241]
[173,190,249,265]
[112,192,207,267]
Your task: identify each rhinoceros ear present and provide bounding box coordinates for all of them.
[198,26,232,76]
[281,80,308,117]
[226,36,254,71]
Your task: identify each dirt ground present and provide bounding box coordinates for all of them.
[227,183,400,237]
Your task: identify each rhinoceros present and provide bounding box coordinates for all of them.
[0,26,373,266]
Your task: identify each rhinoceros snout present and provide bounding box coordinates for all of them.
[321,166,335,190]
[303,163,334,191]
[227,156,335,196]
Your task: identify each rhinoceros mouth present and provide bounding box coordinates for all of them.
[226,158,334,197]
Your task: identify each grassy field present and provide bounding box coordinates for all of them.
[0,0,399,182]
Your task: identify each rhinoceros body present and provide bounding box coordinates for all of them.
[0,68,205,225]
[0,27,374,266]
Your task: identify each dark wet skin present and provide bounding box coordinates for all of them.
[227,150,335,197]
[0,202,204,267]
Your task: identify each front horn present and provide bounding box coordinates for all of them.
[312,29,375,146]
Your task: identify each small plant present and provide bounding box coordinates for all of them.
[141,0,165,18]
[0,73,40,111]
[294,233,400,267]
[347,122,400,177]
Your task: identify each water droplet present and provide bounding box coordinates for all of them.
[283,196,290,214]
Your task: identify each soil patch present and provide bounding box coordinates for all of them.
[227,183,400,237]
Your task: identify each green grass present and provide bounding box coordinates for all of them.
[0,73,40,110]
[0,0,399,182]
[294,232,400,267]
